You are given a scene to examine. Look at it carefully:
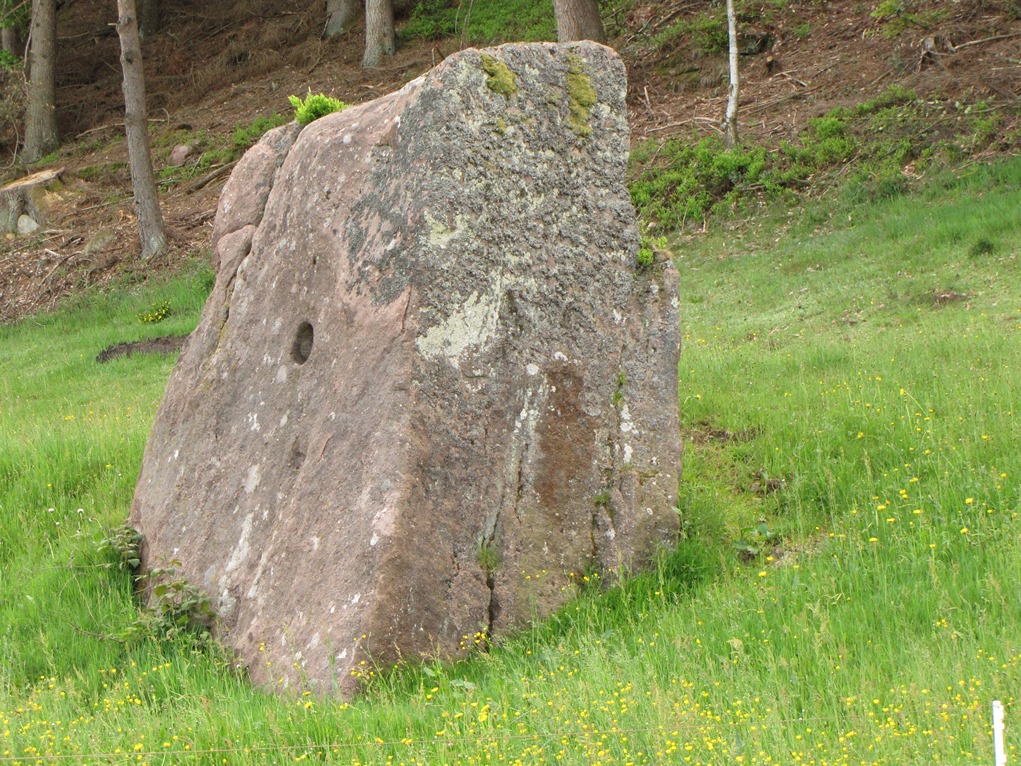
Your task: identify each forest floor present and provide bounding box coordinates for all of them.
[0,0,1018,321]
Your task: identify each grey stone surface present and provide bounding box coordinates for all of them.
[16,214,39,235]
[131,41,681,696]
[83,228,117,256]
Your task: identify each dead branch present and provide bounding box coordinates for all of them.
[949,31,1021,52]
[647,116,723,134]
[777,71,810,87]
[186,161,238,193]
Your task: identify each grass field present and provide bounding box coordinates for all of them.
[1,159,1020,765]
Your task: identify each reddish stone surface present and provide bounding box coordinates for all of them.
[131,42,680,696]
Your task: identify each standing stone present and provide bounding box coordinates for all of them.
[130,41,680,696]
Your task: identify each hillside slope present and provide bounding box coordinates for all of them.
[0,0,1018,320]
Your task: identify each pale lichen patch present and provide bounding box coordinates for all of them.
[416,287,503,367]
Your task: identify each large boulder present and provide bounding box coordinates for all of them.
[130,41,680,696]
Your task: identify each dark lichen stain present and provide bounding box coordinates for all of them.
[481,54,518,98]
[565,55,597,137]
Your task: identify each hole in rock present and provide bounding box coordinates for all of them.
[292,321,314,364]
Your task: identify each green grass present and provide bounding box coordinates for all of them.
[156,113,289,188]
[400,0,556,44]
[2,160,1021,764]
[630,86,1010,232]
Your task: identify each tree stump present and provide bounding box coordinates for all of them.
[0,168,64,233]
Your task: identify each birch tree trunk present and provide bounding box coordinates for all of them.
[116,0,166,260]
[553,0,605,43]
[325,0,360,39]
[361,0,394,68]
[24,0,58,162]
[722,0,740,148]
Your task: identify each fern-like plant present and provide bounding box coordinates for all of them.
[289,93,348,126]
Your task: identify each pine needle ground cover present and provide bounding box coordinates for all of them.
[1,160,1020,764]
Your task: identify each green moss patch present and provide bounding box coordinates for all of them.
[481,54,518,98]
[566,55,597,137]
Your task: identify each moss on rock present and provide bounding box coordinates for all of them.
[566,55,597,137]
[481,54,518,98]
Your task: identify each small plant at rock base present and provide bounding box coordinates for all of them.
[231,112,288,151]
[145,563,215,640]
[612,371,627,406]
[100,525,215,644]
[289,93,348,126]
[99,524,143,572]
[137,299,171,324]
[637,234,667,270]
[477,542,501,574]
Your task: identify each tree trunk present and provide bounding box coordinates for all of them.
[361,0,394,68]
[553,0,605,44]
[139,0,160,37]
[325,0,360,39]
[116,0,166,260]
[2,25,21,58]
[722,0,740,148]
[24,0,58,162]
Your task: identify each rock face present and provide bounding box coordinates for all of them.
[130,41,680,696]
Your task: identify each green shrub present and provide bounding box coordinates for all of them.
[289,93,348,126]
[630,137,771,231]
[629,86,1007,232]
[0,48,19,71]
[652,10,728,54]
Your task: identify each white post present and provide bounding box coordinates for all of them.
[993,700,1006,766]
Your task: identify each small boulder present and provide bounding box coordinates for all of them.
[83,228,118,256]
[168,144,194,167]
[16,214,39,235]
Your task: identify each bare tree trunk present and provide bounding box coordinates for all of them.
[116,0,166,260]
[362,0,394,67]
[139,0,160,37]
[325,0,360,39]
[24,0,58,162]
[553,0,605,43]
[2,25,21,58]
[722,0,740,148]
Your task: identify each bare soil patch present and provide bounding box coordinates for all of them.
[96,334,188,363]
